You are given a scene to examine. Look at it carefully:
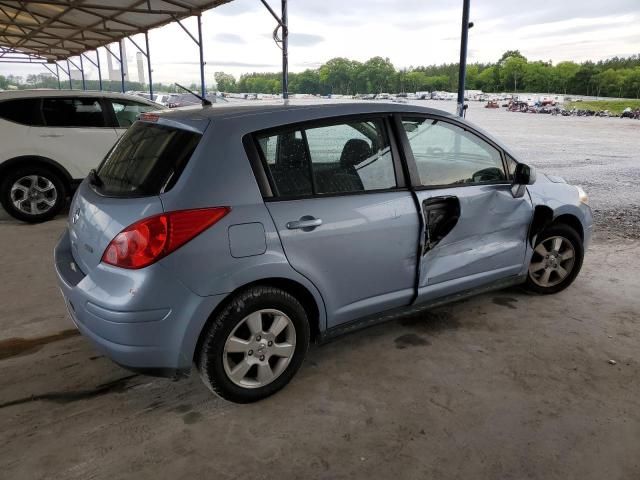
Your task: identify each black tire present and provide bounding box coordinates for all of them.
[197,286,310,403]
[525,223,584,294]
[0,165,67,223]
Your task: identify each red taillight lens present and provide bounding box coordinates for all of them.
[102,207,230,269]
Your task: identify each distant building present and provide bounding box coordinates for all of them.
[136,52,146,84]
[106,40,129,82]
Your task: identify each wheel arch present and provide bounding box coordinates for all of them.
[193,277,324,363]
[0,155,74,192]
[552,213,584,241]
[528,205,554,245]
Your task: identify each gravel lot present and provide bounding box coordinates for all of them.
[0,100,638,480]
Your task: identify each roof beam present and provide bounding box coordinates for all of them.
[19,1,195,16]
[0,1,233,61]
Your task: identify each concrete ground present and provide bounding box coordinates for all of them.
[1,219,639,479]
[1,102,639,479]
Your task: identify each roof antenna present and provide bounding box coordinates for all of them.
[175,83,212,106]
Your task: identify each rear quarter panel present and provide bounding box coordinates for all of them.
[157,118,328,331]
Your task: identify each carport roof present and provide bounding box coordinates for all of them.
[0,1,232,62]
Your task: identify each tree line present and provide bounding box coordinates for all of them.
[216,51,640,98]
[2,51,639,98]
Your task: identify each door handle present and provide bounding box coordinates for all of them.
[286,217,322,231]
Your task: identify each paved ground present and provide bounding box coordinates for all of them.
[1,102,639,479]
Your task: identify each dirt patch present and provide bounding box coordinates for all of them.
[183,412,203,424]
[492,297,519,309]
[398,309,458,333]
[0,375,138,409]
[394,333,431,349]
[0,329,79,361]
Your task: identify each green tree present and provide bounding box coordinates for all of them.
[625,66,640,98]
[319,57,357,94]
[555,61,580,94]
[498,50,527,65]
[477,66,498,92]
[501,56,527,92]
[214,71,236,92]
[360,56,395,93]
[523,61,552,92]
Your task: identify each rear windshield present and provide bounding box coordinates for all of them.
[96,122,201,196]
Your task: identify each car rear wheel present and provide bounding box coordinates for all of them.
[197,286,310,403]
[525,223,584,294]
[0,166,67,223]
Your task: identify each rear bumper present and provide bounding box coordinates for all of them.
[54,229,227,375]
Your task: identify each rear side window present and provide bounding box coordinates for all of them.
[42,97,106,127]
[255,118,397,197]
[96,122,201,196]
[0,98,44,126]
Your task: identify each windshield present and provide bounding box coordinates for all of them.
[96,122,201,196]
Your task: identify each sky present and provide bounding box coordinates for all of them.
[1,0,639,85]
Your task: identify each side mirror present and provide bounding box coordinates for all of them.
[513,163,536,185]
[511,163,536,198]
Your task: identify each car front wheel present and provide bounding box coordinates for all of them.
[0,166,67,223]
[197,286,310,403]
[525,223,584,294]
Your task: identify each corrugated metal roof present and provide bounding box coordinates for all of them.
[0,1,232,62]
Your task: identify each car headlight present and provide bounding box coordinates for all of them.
[576,186,589,205]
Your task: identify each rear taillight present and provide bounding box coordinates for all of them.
[101,207,230,269]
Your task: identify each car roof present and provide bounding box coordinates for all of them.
[0,89,159,105]
[150,100,511,153]
[160,100,457,121]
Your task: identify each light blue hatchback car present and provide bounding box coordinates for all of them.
[54,102,592,402]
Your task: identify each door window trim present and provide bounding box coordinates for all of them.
[393,113,511,190]
[244,113,409,201]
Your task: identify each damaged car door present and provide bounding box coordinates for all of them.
[398,116,533,302]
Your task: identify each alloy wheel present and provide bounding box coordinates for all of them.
[528,235,576,288]
[223,309,296,389]
[10,175,58,216]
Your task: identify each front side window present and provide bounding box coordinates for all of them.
[255,118,397,197]
[110,99,158,127]
[0,98,44,126]
[42,97,106,127]
[505,154,518,178]
[402,117,506,187]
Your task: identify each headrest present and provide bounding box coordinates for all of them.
[339,139,371,168]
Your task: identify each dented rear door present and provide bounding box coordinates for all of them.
[397,115,533,302]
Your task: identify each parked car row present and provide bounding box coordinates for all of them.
[0,90,161,222]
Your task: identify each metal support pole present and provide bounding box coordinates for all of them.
[145,32,153,98]
[281,0,288,99]
[118,40,126,93]
[79,55,86,90]
[456,0,471,117]
[197,14,205,99]
[55,63,61,89]
[96,50,102,91]
[66,59,72,89]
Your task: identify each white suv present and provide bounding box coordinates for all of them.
[0,90,161,222]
